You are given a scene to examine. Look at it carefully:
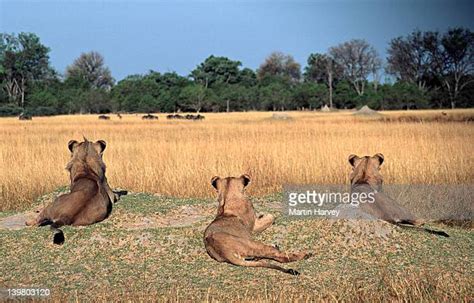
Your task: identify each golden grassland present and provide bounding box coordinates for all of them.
[1,109,473,211]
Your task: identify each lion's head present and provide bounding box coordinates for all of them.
[211,174,251,197]
[210,174,251,215]
[66,138,107,184]
[348,153,384,191]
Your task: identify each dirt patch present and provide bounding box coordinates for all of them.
[271,113,292,120]
[332,205,399,244]
[342,220,397,242]
[114,205,214,230]
[0,211,38,230]
[0,189,66,230]
[353,105,382,117]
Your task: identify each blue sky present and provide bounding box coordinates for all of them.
[1,0,473,81]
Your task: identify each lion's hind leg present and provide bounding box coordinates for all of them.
[211,233,310,275]
[252,245,312,264]
[231,236,311,264]
[224,238,301,275]
[228,257,300,275]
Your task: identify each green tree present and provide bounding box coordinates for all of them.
[190,55,242,88]
[329,39,381,96]
[153,72,190,112]
[237,68,257,87]
[258,80,292,111]
[333,80,358,109]
[390,82,429,109]
[136,94,158,113]
[292,82,327,110]
[82,89,114,113]
[65,51,114,90]
[439,28,474,108]
[386,30,435,90]
[257,52,301,83]
[304,53,343,108]
[0,32,53,107]
[111,71,190,113]
[211,83,257,112]
[179,84,210,113]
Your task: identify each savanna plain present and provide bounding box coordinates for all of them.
[0,110,473,302]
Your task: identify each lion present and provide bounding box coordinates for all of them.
[27,138,124,244]
[348,153,448,237]
[204,175,312,275]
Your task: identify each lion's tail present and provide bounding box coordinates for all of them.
[422,228,449,237]
[38,219,65,245]
[397,223,449,237]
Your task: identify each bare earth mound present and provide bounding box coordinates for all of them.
[114,204,213,230]
[321,104,331,112]
[0,212,37,230]
[353,105,382,116]
[271,113,291,120]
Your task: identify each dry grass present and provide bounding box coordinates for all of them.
[1,109,473,211]
[47,271,471,302]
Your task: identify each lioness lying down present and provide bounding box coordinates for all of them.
[27,138,124,244]
[204,175,312,275]
[348,153,448,237]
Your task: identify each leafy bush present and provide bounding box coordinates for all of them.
[24,106,57,116]
[0,104,23,117]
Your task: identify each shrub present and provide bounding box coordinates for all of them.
[25,106,57,116]
[0,104,23,117]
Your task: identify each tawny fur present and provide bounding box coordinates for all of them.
[348,154,424,226]
[349,154,448,236]
[204,175,311,275]
[26,138,119,243]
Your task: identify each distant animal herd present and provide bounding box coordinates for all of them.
[167,114,205,120]
[99,113,205,120]
[101,113,205,120]
[24,138,449,275]
[16,113,206,121]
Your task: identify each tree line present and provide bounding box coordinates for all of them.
[0,28,473,116]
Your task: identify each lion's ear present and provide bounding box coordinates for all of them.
[68,140,78,153]
[373,153,384,166]
[348,154,359,167]
[211,176,220,190]
[94,140,107,154]
[241,174,251,188]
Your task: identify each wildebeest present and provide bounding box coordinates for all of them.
[348,154,448,237]
[26,138,126,244]
[182,114,205,120]
[142,114,159,120]
[166,114,184,119]
[19,113,32,120]
[204,175,312,275]
[117,113,122,119]
[98,115,110,120]
[194,114,205,120]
